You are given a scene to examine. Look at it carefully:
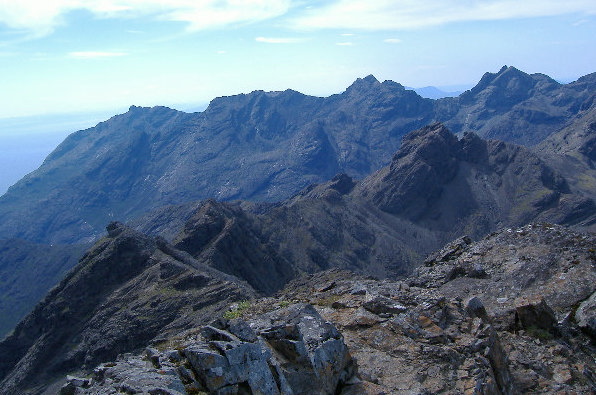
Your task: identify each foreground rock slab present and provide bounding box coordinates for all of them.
[65,303,355,394]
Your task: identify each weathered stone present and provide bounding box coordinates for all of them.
[362,295,407,315]
[575,291,596,338]
[65,354,187,394]
[466,296,489,322]
[171,303,354,394]
[184,345,229,371]
[65,375,91,388]
[227,318,258,343]
[515,298,558,334]
[146,347,161,368]
[424,235,472,266]
[344,307,384,328]
[201,325,240,342]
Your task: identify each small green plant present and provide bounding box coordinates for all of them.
[278,300,291,308]
[526,326,554,341]
[312,294,341,307]
[223,300,251,319]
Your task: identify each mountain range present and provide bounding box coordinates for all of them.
[0,66,594,393]
[1,66,594,245]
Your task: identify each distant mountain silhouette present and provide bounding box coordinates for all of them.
[409,86,463,99]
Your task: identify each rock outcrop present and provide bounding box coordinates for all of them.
[60,304,354,395]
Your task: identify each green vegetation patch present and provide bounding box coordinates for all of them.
[223,300,251,320]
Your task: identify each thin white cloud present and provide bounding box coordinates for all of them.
[69,51,128,59]
[384,38,402,44]
[3,0,594,39]
[0,0,292,38]
[255,36,304,44]
[336,42,353,46]
[289,0,596,30]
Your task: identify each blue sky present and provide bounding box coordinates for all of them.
[0,0,595,119]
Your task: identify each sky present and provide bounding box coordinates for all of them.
[0,0,595,120]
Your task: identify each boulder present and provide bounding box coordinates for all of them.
[575,291,596,339]
[514,298,558,335]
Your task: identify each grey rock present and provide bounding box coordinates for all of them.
[227,318,259,343]
[362,295,408,315]
[66,355,187,395]
[575,291,596,338]
[165,303,355,395]
[515,298,558,334]
[466,296,489,322]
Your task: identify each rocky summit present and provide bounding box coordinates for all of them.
[34,223,596,395]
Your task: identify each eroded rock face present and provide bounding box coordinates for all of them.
[67,303,354,395]
[576,291,596,338]
[356,123,588,236]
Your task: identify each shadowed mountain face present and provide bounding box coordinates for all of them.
[357,123,594,234]
[537,103,596,227]
[0,67,594,244]
[0,223,256,394]
[0,241,86,338]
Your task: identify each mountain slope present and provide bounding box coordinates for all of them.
[0,79,434,244]
[0,223,256,394]
[535,102,596,230]
[357,123,593,236]
[0,240,86,338]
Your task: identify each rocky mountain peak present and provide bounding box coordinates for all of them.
[343,74,381,95]
[355,123,593,233]
[392,122,460,164]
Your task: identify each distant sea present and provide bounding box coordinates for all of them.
[0,103,208,196]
